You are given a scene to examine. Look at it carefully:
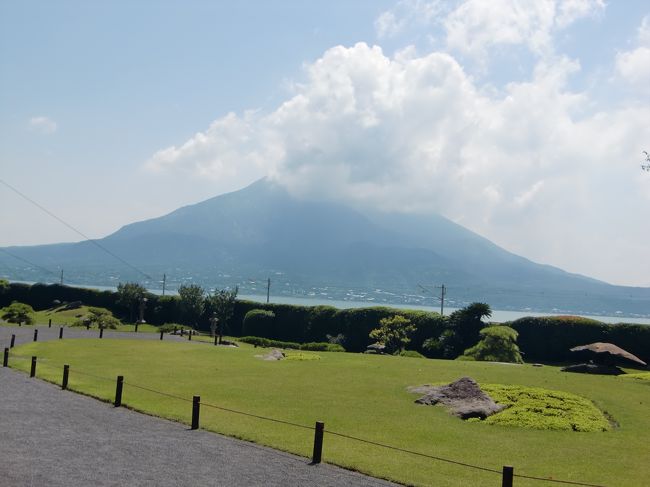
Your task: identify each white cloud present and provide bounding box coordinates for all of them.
[29,116,57,134]
[444,0,604,61]
[145,41,650,286]
[375,0,443,39]
[616,16,650,89]
[375,0,605,62]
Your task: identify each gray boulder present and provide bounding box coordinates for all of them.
[412,377,505,419]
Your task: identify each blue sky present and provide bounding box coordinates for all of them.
[1,0,649,287]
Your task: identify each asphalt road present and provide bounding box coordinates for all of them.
[0,327,397,486]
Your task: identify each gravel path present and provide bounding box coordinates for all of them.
[0,329,397,486]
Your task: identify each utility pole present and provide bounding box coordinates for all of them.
[435,284,446,316]
[60,269,64,286]
[266,278,271,303]
[162,273,166,296]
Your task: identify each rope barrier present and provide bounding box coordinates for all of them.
[324,429,501,475]
[513,472,607,487]
[122,381,193,403]
[200,400,313,431]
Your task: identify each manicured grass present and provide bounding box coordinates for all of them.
[8,339,649,487]
[27,305,158,333]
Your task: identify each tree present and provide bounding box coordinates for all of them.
[369,315,416,354]
[2,302,35,326]
[78,307,121,330]
[116,282,147,322]
[178,284,205,328]
[207,287,238,337]
[461,325,523,363]
[447,302,492,355]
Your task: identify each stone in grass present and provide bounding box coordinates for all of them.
[261,349,285,361]
[412,377,505,420]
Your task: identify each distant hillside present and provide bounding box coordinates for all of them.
[1,179,649,316]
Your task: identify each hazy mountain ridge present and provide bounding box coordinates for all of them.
[1,179,649,316]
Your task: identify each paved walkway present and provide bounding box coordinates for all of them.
[0,328,397,486]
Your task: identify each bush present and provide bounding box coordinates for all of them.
[242,309,276,338]
[300,342,346,352]
[72,307,121,329]
[369,315,416,354]
[398,350,425,358]
[159,323,188,333]
[238,336,301,349]
[1,301,35,325]
[461,325,523,363]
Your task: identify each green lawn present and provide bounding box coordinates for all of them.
[8,305,159,332]
[8,339,649,487]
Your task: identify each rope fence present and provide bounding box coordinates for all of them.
[2,346,610,487]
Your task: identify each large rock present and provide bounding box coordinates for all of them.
[412,377,505,419]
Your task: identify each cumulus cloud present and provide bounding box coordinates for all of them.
[376,0,604,61]
[616,16,650,89]
[29,116,57,134]
[145,4,650,286]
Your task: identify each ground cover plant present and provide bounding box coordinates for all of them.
[8,339,649,487]
[478,385,611,432]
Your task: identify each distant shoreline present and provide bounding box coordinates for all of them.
[7,280,650,325]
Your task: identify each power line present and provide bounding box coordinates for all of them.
[0,247,58,277]
[0,178,152,280]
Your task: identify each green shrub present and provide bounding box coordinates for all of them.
[300,342,346,352]
[1,301,35,325]
[461,325,523,363]
[398,350,425,358]
[284,352,321,361]
[242,309,276,338]
[159,323,188,333]
[238,336,301,349]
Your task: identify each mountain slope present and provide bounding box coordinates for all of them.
[1,179,648,315]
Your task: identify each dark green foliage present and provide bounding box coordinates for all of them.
[158,323,188,333]
[207,287,238,336]
[398,350,425,358]
[238,336,301,349]
[509,316,650,364]
[238,336,345,352]
[72,307,120,329]
[178,284,205,328]
[242,309,275,337]
[369,315,416,354]
[461,325,523,363]
[116,282,148,322]
[299,342,346,352]
[441,303,492,358]
[0,279,9,294]
[2,301,35,325]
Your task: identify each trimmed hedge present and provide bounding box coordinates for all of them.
[238,336,345,352]
[509,316,650,365]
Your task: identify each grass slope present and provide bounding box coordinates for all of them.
[8,340,649,487]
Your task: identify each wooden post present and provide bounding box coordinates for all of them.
[312,421,325,464]
[30,356,37,377]
[10,334,15,348]
[188,330,192,341]
[62,365,69,390]
[191,396,200,430]
[3,348,8,367]
[214,335,218,346]
[160,331,164,341]
[33,329,38,342]
[114,375,124,407]
[48,319,52,328]
[86,323,90,330]
[99,328,104,339]
[502,466,514,487]
[59,327,63,339]
[135,323,139,333]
